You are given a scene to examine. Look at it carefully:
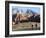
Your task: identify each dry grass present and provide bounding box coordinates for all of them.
[12,22,40,31]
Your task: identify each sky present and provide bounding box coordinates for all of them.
[12,6,40,14]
